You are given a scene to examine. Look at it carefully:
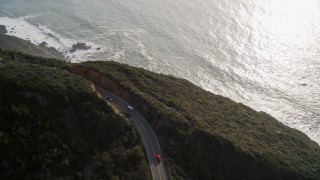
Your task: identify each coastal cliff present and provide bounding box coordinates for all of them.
[0,42,319,179]
[70,62,320,180]
[0,34,65,60]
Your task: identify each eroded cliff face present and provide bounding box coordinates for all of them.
[69,65,320,180]
[69,65,186,143]
[70,65,130,98]
[69,65,266,179]
[69,65,154,119]
[69,64,188,178]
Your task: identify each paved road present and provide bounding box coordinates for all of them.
[96,87,168,180]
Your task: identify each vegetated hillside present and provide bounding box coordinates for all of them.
[71,61,320,180]
[0,50,150,179]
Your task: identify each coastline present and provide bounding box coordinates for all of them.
[0,15,319,145]
[0,16,102,62]
[0,34,65,60]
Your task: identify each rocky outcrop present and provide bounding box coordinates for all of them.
[70,42,91,52]
[39,41,48,47]
[0,25,7,34]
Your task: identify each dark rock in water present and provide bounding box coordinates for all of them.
[39,41,48,47]
[0,25,7,34]
[97,47,101,50]
[73,42,91,50]
[70,42,91,52]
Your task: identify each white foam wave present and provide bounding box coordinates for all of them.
[0,16,102,62]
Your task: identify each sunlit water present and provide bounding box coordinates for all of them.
[0,0,319,144]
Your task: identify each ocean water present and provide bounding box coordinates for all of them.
[0,0,319,144]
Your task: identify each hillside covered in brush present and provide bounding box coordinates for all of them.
[1,47,320,180]
[72,61,320,180]
[0,50,150,179]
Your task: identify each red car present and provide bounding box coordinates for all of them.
[155,154,161,162]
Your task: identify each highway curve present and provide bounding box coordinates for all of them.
[96,87,168,180]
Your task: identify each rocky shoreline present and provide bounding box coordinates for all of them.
[0,19,102,62]
[0,33,65,60]
[1,23,67,60]
[0,25,8,34]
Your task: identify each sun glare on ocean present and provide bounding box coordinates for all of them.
[244,0,320,69]
[253,0,320,46]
